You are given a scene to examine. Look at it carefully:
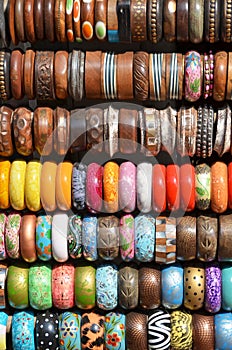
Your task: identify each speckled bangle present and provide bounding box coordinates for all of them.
[36,311,59,350]
[82,215,98,261]
[135,214,155,262]
[205,264,221,313]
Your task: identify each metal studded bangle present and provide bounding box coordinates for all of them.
[201,105,208,158]
[0,52,7,101]
[221,0,232,42]
[203,53,210,99]
[148,0,157,43]
[207,105,214,157]
[196,106,203,157]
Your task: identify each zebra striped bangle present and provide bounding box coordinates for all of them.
[148,310,171,350]
[166,53,179,100]
[149,53,165,101]
[102,52,117,100]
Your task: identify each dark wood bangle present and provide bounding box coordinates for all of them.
[119,108,138,153]
[163,0,176,42]
[35,51,55,100]
[68,50,85,101]
[95,0,107,40]
[70,109,86,153]
[176,0,188,42]
[13,107,33,156]
[117,0,131,42]
[23,49,35,100]
[24,0,36,42]
[34,107,54,156]
[126,313,147,349]
[117,52,134,99]
[147,0,163,43]
[44,0,55,42]
[177,216,196,261]
[34,0,44,40]
[54,107,70,155]
[213,51,228,102]
[15,0,26,41]
[8,0,18,44]
[54,51,68,99]
[10,49,24,100]
[86,108,104,152]
[133,51,149,101]
[0,51,11,101]
[221,0,232,42]
[130,0,147,41]
[107,0,119,41]
[54,0,66,41]
[85,51,102,99]
[149,53,166,101]
[204,0,220,42]
[189,0,204,43]
[218,214,232,261]
[0,106,14,157]
[65,0,74,41]
[81,0,94,40]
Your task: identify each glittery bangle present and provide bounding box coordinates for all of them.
[205,264,221,313]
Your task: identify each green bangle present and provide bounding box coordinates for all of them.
[7,263,29,309]
[75,266,96,309]
[29,263,52,310]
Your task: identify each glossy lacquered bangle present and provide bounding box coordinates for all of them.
[34,0,44,40]
[162,264,183,309]
[116,52,134,100]
[0,264,7,308]
[72,163,86,211]
[52,264,75,309]
[81,0,94,40]
[95,0,107,40]
[119,162,136,212]
[82,216,98,261]
[156,216,176,264]
[29,263,52,310]
[54,0,66,41]
[54,51,68,99]
[126,312,147,350]
[163,0,176,42]
[148,311,171,349]
[0,161,10,209]
[0,312,7,350]
[211,162,228,213]
[56,162,72,211]
[5,213,21,259]
[176,0,188,41]
[36,215,52,261]
[222,265,232,310]
[171,311,192,349]
[119,214,134,261]
[195,163,211,210]
[180,164,195,211]
[166,164,180,211]
[184,265,205,310]
[185,51,202,102]
[54,107,70,155]
[9,160,26,210]
[197,215,218,262]
[10,50,24,99]
[59,312,81,350]
[86,163,103,213]
[105,312,126,350]
[177,216,196,261]
[36,311,59,349]
[0,216,7,260]
[139,267,161,309]
[135,215,155,262]
[213,51,228,101]
[96,264,118,310]
[81,313,105,350]
[103,162,119,213]
[44,0,55,42]
[228,162,232,208]
[68,215,82,259]
[12,310,35,350]
[98,216,119,260]
[215,313,232,349]
[119,266,138,309]
[23,49,35,99]
[40,161,57,212]
[205,264,221,313]
[20,214,37,263]
[107,0,119,42]
[137,162,152,213]
[52,213,68,262]
[25,161,42,212]
[34,107,53,156]
[75,266,96,309]
[192,314,214,350]
[15,0,26,41]
[152,164,166,213]
[7,263,29,309]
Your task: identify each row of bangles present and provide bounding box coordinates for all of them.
[1,212,232,263]
[1,103,232,159]
[1,159,232,214]
[0,49,232,102]
[0,0,232,44]
[0,309,231,350]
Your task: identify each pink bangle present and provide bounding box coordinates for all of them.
[86,163,103,213]
[52,264,75,309]
[119,162,136,213]
[184,51,202,102]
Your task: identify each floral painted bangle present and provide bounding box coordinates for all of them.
[5,213,21,259]
[12,310,35,350]
[0,264,7,309]
[104,312,125,350]
[184,51,202,102]
[119,214,134,262]
[0,214,7,260]
[59,312,81,350]
[29,263,52,310]
[36,215,52,261]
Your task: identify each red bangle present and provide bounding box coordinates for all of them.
[180,164,195,211]
[166,164,180,211]
[152,164,166,213]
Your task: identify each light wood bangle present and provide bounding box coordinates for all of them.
[20,214,37,263]
[40,162,57,212]
[117,52,134,100]
[213,51,228,101]
[56,162,73,210]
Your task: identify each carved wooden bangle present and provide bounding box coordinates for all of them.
[23,49,35,100]
[133,51,149,100]
[197,215,218,262]
[221,0,232,42]
[20,214,37,263]
[130,0,147,41]
[35,51,55,100]
[116,52,134,100]
[10,49,24,100]
[98,215,119,260]
[213,51,228,101]
[81,0,94,40]
[13,107,33,156]
[85,51,102,99]
[53,107,70,155]
[54,51,68,99]
[0,106,13,157]
[33,107,53,156]
[218,214,232,261]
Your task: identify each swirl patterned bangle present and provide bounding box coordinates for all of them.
[148,310,171,350]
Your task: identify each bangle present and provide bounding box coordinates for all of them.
[44,0,55,41]
[29,263,52,310]
[162,264,183,308]
[101,52,117,100]
[119,109,138,154]
[221,0,232,42]
[119,214,134,261]
[5,213,21,259]
[148,311,171,349]
[73,0,81,42]
[10,49,23,100]
[184,51,202,102]
[36,311,59,349]
[54,51,68,99]
[135,215,155,262]
[36,215,52,261]
[147,0,163,43]
[34,0,44,40]
[117,0,131,42]
[214,107,230,157]
[189,0,204,43]
[184,266,205,310]
[24,0,36,42]
[144,108,161,156]
[137,162,152,213]
[0,264,7,308]
[213,51,228,101]
[130,0,147,41]
[0,161,11,209]
[72,163,87,210]
[149,53,166,101]
[52,213,69,262]
[116,52,133,99]
[81,313,105,349]
[227,52,232,99]
[33,107,54,156]
[69,50,85,101]
[139,267,161,309]
[152,164,166,213]
[96,264,118,310]
[75,266,96,309]
[103,161,119,213]
[218,214,232,261]
[70,109,86,152]
[20,214,37,263]
[15,0,26,41]
[25,161,42,212]
[86,163,103,213]
[119,162,136,212]
[9,160,26,211]
[40,161,57,212]
[13,107,33,156]
[180,164,195,211]
[133,52,149,100]
[12,310,35,350]
[107,0,119,42]
[215,313,232,349]
[85,51,101,99]
[23,49,35,100]
[166,164,180,211]
[229,162,232,208]
[8,0,18,44]
[126,312,147,349]
[165,53,180,99]
[195,163,211,210]
[52,264,75,309]
[56,162,72,211]
[53,107,70,155]
[156,217,176,265]
[176,0,188,41]
[222,266,232,310]
[204,0,220,42]
[177,107,197,157]
[95,0,107,40]
[205,264,221,313]
[0,215,7,260]
[68,215,82,259]
[192,314,214,349]
[81,0,94,40]
[107,106,119,157]
[119,266,138,309]
[160,106,177,154]
[0,106,13,157]
[104,313,126,350]
[176,216,196,261]
[163,0,176,42]
[171,311,192,349]
[82,215,98,261]
[98,216,119,260]
[59,312,81,349]
[211,162,228,213]
[54,0,66,42]
[86,108,104,152]
[197,215,218,262]
[0,52,9,101]
[35,51,55,100]
[7,263,29,309]
[203,52,213,99]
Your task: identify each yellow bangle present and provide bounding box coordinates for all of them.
[0,161,11,209]
[40,162,57,212]
[9,160,26,210]
[25,161,42,212]
[56,162,73,210]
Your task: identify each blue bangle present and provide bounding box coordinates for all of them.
[12,310,35,350]
[222,265,232,310]
[82,216,98,261]
[59,312,81,350]
[161,264,183,309]
[36,215,52,261]
[96,264,118,310]
[215,313,232,349]
[135,215,155,262]
[105,312,126,350]
[108,30,119,42]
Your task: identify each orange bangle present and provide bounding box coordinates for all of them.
[103,161,119,213]
[0,161,11,209]
[211,162,228,213]
[40,162,57,212]
[56,162,73,210]
[20,214,37,263]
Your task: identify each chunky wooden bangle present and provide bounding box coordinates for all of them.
[53,107,70,155]
[36,311,59,348]
[148,310,171,350]
[116,52,133,99]
[176,0,188,41]
[135,214,155,262]
[52,213,68,262]
[152,164,166,213]
[52,264,75,309]
[133,52,149,100]
[180,164,195,212]
[54,51,68,99]
[176,216,196,261]
[163,0,176,42]
[185,51,202,102]
[119,266,138,309]
[35,51,55,100]
[119,109,137,154]
[23,49,35,100]
[218,214,232,261]
[221,0,232,42]
[227,52,232,99]
[68,50,85,101]
[96,264,118,310]
[72,0,81,42]
[147,0,163,43]
[139,267,161,309]
[101,52,117,99]
[0,161,10,209]
[54,0,66,41]
[189,0,204,43]
[81,0,94,40]
[214,105,231,157]
[85,51,101,99]
[228,162,232,208]
[34,107,53,156]
[24,0,36,42]
[15,0,26,41]
[192,314,214,350]
[103,161,119,213]
[29,263,52,310]
[204,0,220,42]
[213,51,228,101]
[119,162,136,212]
[5,213,21,259]
[44,0,55,41]
[36,215,52,261]
[197,215,218,262]
[98,215,119,260]
[119,214,134,261]
[130,0,147,41]
[75,266,96,309]
[40,161,57,212]
[144,108,161,156]
[126,312,147,349]
[149,53,166,101]
[13,107,33,156]
[117,0,131,42]
[20,214,37,263]
[137,162,152,213]
[156,216,176,264]
[8,0,18,44]
[107,0,119,42]
[10,49,24,100]
[166,164,180,211]
[12,310,35,350]
[195,163,211,211]
[0,106,13,157]
[65,0,74,41]
[56,162,72,211]
[25,161,42,212]
[81,313,105,349]
[165,53,180,99]
[7,264,29,309]
[95,0,107,40]
[34,0,44,40]
[9,160,26,211]
[211,162,228,213]
[177,107,197,157]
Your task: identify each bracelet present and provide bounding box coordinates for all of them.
[34,0,44,40]
[95,0,107,40]
[205,264,221,313]
[213,51,228,101]
[195,163,211,210]
[0,106,13,157]
[184,51,202,102]
[119,266,138,309]
[139,267,161,309]
[29,263,52,310]
[176,0,188,41]
[170,311,192,349]
[36,215,52,261]
[13,107,33,156]
[117,0,131,42]
[12,310,35,350]
[9,160,26,211]
[211,162,228,213]
[119,214,134,261]
[0,264,7,308]
[147,0,163,43]
[184,265,205,310]
[36,311,59,349]
[23,49,35,99]
[10,49,23,99]
[86,108,104,151]
[104,313,126,350]
[82,216,98,261]
[40,161,57,212]
[152,164,166,213]
[119,109,138,154]
[75,266,96,309]
[55,162,72,211]
[180,164,195,211]
[126,312,147,349]
[197,215,218,262]
[215,313,232,349]
[163,0,176,42]
[73,0,81,42]
[72,163,87,210]
[81,0,94,40]
[162,264,183,309]
[136,162,152,212]
[68,50,85,101]
[155,216,176,264]
[192,314,214,349]
[118,162,136,212]
[20,214,37,263]
[54,51,68,99]
[96,264,118,310]
[35,51,55,100]
[166,164,180,211]
[70,109,86,152]
[222,265,232,310]
[218,214,232,261]
[176,216,196,261]
[33,107,54,156]
[59,312,81,349]
[189,0,204,43]
[25,161,42,212]
[24,0,36,42]
[68,214,82,259]
[86,163,103,213]
[7,263,29,309]
[130,0,147,41]
[53,107,70,155]
[52,264,75,309]
[44,0,55,41]
[103,161,119,213]
[107,0,119,42]
[133,51,149,100]
[81,313,104,350]
[54,0,66,42]
[98,216,119,260]
[0,160,11,209]
[52,213,69,262]
[135,214,155,262]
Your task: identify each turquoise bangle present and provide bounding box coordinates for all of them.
[108,30,119,42]
[0,312,8,350]
[104,312,125,350]
[59,312,81,350]
[215,313,232,349]
[29,263,52,310]
[135,215,155,262]
[96,264,118,310]
[36,215,52,261]
[12,310,35,350]
[161,264,183,309]
[222,265,232,310]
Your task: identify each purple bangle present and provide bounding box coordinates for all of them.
[205,264,221,313]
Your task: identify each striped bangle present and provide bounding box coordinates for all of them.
[149,53,164,101]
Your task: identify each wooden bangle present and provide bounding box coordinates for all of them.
[9,160,26,211]
[35,51,55,100]
[40,161,57,212]
[8,0,18,44]
[214,105,231,157]
[189,0,204,43]
[176,0,188,41]
[66,0,74,41]
[116,52,134,99]
[25,161,42,212]
[23,49,35,100]
[160,106,176,154]
[5,213,21,259]
[126,313,147,350]
[204,0,220,42]
[29,263,52,310]
[7,264,29,309]
[0,51,9,101]
[149,53,166,101]
[44,0,55,41]
[197,215,218,262]
[54,0,66,41]
[117,0,131,42]
[95,0,107,40]
[185,51,202,102]
[177,106,197,157]
[24,0,36,42]
[10,49,24,100]
[101,52,117,99]
[130,0,147,41]
[103,161,119,213]
[85,51,102,99]
[227,52,232,100]
[176,216,196,260]
[52,264,75,309]
[56,162,73,211]
[166,52,179,99]
[0,161,10,209]
[211,162,228,213]
[163,0,176,42]
[133,51,149,100]
[20,214,37,263]
[68,50,85,101]
[218,214,232,261]
[73,0,82,41]
[52,213,69,262]
[53,107,70,155]
[13,107,33,156]
[107,105,119,157]
[107,0,119,42]
[147,0,163,43]
[54,51,68,99]
[228,162,232,209]
[34,0,44,40]
[0,106,14,157]
[221,0,232,42]
[15,0,26,41]
[33,107,53,156]
[81,0,94,40]
[213,51,228,101]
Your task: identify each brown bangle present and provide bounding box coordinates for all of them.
[85,51,102,99]
[119,108,138,154]
[133,51,149,101]
[176,216,196,261]
[70,109,87,153]
[130,0,147,41]
[34,0,44,40]
[227,52,232,100]
[218,214,232,261]
[81,0,94,40]
[86,108,104,152]
[95,0,107,40]
[54,107,70,155]
[213,51,228,101]
[139,267,161,309]
[8,0,18,45]
[54,51,68,99]
[73,0,82,42]
[147,0,163,43]
[107,0,118,41]
[0,106,14,157]
[0,51,8,101]
[144,108,161,156]
[211,162,228,213]
[35,51,55,100]
[189,0,204,43]
[177,0,188,41]
[65,0,74,41]
[117,52,134,100]
[192,314,214,350]
[197,215,218,262]
[163,0,176,42]
[44,0,55,41]
[126,313,147,349]
[15,0,26,41]
[20,214,37,263]
[119,266,139,309]
[10,49,24,100]
[24,0,36,42]
[54,0,66,41]
[23,49,35,100]
[34,107,54,156]
[13,107,33,156]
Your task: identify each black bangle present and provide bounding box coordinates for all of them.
[117,0,131,42]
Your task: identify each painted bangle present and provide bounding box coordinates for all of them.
[222,265,232,310]
[0,215,7,260]
[0,312,8,350]
[148,310,171,350]
[104,312,126,350]
[137,162,152,213]
[95,0,107,40]
[56,162,72,211]
[119,162,136,213]
[75,266,96,309]
[81,0,94,40]
[211,162,228,213]
[149,54,166,101]
[72,162,87,210]
[130,0,147,41]
[96,264,118,310]
[7,263,29,309]
[86,163,103,213]
[82,215,98,261]
[59,312,81,349]
[20,214,37,263]
[119,266,138,309]
[197,215,218,262]
[184,51,202,102]
[195,163,211,210]
[126,312,147,350]
[219,214,232,261]
[119,214,134,262]
[139,267,161,309]
[68,215,82,259]
[81,313,105,350]
[25,161,42,212]
[98,216,119,260]
[65,0,74,41]
[166,164,180,211]
[215,313,232,349]
[171,311,192,349]
[184,265,205,311]
[52,264,75,309]
[176,216,196,261]
[36,215,52,261]
[162,264,183,309]
[135,215,155,262]
[192,314,214,350]
[5,213,21,259]
[36,311,59,349]
[52,213,68,263]
[155,216,176,264]
[40,161,57,212]
[0,264,7,308]
[152,164,166,213]
[205,264,221,313]
[9,160,26,211]
[103,162,119,213]
[12,310,35,350]
[180,164,195,212]
[29,263,52,310]
[204,52,214,98]
[72,0,81,41]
